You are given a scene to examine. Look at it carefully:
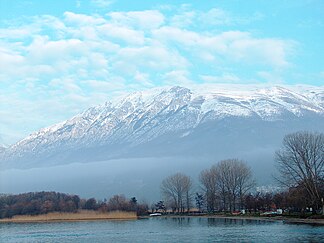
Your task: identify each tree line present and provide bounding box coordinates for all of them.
[0,192,148,219]
[160,159,254,213]
[158,131,323,214]
[1,131,323,218]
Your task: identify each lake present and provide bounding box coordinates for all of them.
[1,217,323,242]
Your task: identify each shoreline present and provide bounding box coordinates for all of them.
[1,212,323,225]
[203,215,324,225]
[145,214,324,226]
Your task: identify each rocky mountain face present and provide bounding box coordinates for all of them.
[1,85,323,169]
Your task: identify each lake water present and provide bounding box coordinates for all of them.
[1,217,323,242]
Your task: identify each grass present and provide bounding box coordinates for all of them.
[0,210,137,223]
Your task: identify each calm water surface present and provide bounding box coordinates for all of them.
[1,217,323,242]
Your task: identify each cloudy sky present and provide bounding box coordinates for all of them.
[0,0,323,145]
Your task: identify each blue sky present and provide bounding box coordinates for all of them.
[0,0,323,144]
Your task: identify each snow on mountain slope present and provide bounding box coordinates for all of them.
[0,145,6,153]
[1,85,323,167]
[0,135,7,153]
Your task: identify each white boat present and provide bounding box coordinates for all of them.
[149,213,162,217]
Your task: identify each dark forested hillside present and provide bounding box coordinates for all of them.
[0,192,80,218]
[0,192,148,219]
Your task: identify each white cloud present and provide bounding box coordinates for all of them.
[0,9,294,89]
[85,78,126,91]
[74,26,99,40]
[170,8,263,29]
[113,45,189,74]
[86,80,115,90]
[27,36,86,62]
[154,27,294,68]
[224,33,294,67]
[163,70,194,86]
[97,23,145,45]
[199,8,263,26]
[40,15,67,32]
[0,27,34,39]
[0,47,25,76]
[170,11,196,28]
[91,0,113,8]
[0,7,298,144]
[108,10,165,29]
[200,73,242,83]
[153,26,201,46]
[200,8,233,26]
[133,72,153,87]
[257,71,284,84]
[49,77,83,93]
[64,12,106,25]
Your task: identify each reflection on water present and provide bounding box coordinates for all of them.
[170,217,192,226]
[1,217,323,243]
[206,217,272,227]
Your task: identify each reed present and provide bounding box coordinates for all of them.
[0,210,137,223]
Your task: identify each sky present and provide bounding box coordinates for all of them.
[0,0,323,145]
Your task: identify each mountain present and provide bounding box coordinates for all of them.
[0,145,5,153]
[0,135,7,153]
[1,85,324,169]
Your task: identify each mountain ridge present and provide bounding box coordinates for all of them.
[1,85,323,168]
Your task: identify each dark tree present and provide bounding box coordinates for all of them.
[129,197,137,211]
[195,193,205,212]
[161,173,192,213]
[0,192,81,219]
[84,198,97,210]
[107,195,129,211]
[276,131,324,209]
[216,159,255,211]
[154,201,166,212]
[199,167,217,212]
[200,160,254,212]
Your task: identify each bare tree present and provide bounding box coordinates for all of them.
[199,159,254,212]
[199,166,218,212]
[161,173,193,213]
[276,131,324,209]
[107,194,129,211]
[216,160,234,211]
[236,161,255,209]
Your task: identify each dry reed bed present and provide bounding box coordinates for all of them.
[0,210,137,223]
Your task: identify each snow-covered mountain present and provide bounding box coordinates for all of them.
[0,135,7,153]
[1,85,324,169]
[0,145,6,153]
